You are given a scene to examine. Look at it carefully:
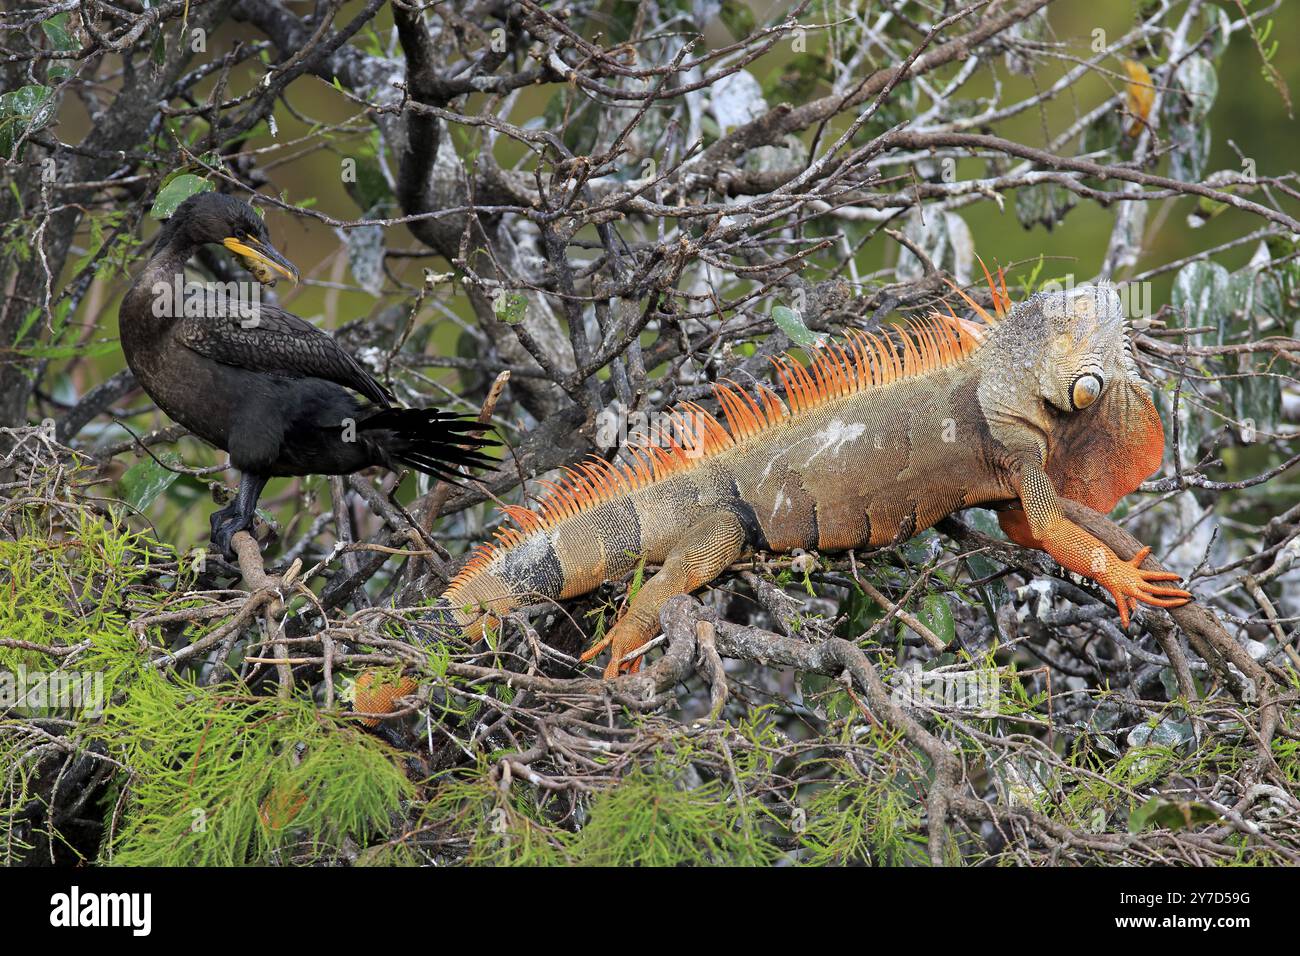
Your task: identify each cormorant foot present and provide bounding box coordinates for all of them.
[211,513,255,561]
[209,501,238,538]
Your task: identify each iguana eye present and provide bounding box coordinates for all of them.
[1071,373,1103,410]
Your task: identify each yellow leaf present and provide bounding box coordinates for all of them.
[1124,60,1155,137]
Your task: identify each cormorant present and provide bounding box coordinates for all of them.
[119,191,495,556]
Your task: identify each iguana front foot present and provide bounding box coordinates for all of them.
[1093,545,1192,628]
[999,504,1192,628]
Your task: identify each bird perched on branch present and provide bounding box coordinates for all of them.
[119,191,495,557]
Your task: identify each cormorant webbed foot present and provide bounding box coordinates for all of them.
[211,511,256,561]
[209,472,269,561]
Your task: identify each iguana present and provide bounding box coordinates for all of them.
[431,275,1192,678]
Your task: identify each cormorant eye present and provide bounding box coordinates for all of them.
[1071,373,1103,410]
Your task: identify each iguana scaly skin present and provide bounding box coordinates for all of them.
[432,275,1192,677]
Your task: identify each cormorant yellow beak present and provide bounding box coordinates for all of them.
[222,236,300,286]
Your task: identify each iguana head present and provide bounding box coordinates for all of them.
[975,282,1165,514]
[1030,285,1130,416]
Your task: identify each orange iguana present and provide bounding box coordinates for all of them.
[430,274,1192,678]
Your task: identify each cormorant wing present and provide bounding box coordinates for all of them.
[174,301,394,407]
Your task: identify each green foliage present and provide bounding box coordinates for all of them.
[0,84,55,159]
[798,753,929,866]
[42,12,77,81]
[90,673,413,865]
[916,594,955,646]
[834,579,882,641]
[418,771,571,866]
[1128,796,1222,833]
[1167,55,1218,182]
[418,732,782,866]
[0,738,36,862]
[0,506,152,681]
[576,762,779,866]
[1014,183,1077,231]
[1,484,413,866]
[64,209,142,284]
[493,291,529,324]
[149,173,214,219]
[342,128,395,214]
[119,455,181,511]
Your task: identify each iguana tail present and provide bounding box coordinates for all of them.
[421,407,764,672]
[426,457,693,639]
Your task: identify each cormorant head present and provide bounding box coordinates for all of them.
[161,192,299,286]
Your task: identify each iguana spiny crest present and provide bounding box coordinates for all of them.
[429,268,1190,677]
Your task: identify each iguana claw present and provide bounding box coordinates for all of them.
[579,626,644,678]
[1098,546,1192,628]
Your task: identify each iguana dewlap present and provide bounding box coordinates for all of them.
[431,277,1191,677]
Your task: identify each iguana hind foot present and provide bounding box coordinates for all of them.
[580,511,747,678]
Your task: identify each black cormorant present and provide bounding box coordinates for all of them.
[119,191,494,556]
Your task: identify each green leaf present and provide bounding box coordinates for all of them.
[43,16,77,81]
[1173,55,1219,122]
[1128,796,1221,833]
[1166,57,1217,182]
[1168,122,1211,183]
[344,223,385,296]
[918,594,955,646]
[11,298,78,353]
[342,151,393,215]
[150,174,213,219]
[13,306,41,348]
[42,16,77,52]
[1127,718,1194,750]
[0,84,55,159]
[1171,261,1231,344]
[1229,266,1285,328]
[1014,183,1076,230]
[1197,4,1233,58]
[120,456,180,511]
[771,305,825,348]
[493,292,528,324]
[718,0,756,39]
[1080,112,1121,193]
[1228,351,1281,438]
[19,339,119,360]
